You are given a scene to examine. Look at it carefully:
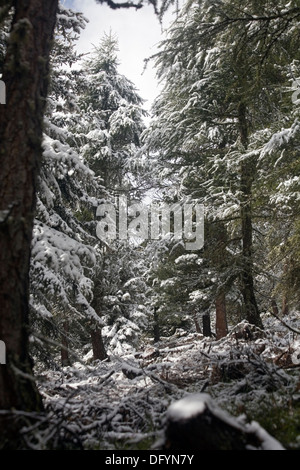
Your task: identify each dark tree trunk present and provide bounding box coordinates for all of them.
[215,290,227,340]
[202,313,212,337]
[61,321,71,366]
[281,295,289,316]
[153,307,161,343]
[0,0,58,446]
[281,262,289,316]
[91,327,108,361]
[271,298,279,317]
[238,103,263,329]
[90,278,108,360]
[193,311,202,334]
[214,222,228,339]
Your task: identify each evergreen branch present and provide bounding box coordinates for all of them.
[200,8,300,44]
[96,0,143,10]
[224,8,300,24]
[268,310,300,336]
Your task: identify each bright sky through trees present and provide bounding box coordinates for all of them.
[62,0,177,111]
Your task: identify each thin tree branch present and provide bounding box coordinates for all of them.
[96,0,144,10]
[268,310,300,335]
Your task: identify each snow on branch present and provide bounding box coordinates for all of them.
[95,0,144,10]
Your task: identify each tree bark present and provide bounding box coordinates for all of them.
[61,321,71,366]
[238,102,263,328]
[215,289,228,340]
[281,295,289,317]
[214,221,228,339]
[281,261,289,316]
[153,307,161,343]
[271,298,279,316]
[193,311,202,334]
[202,313,212,337]
[0,0,58,446]
[91,327,108,361]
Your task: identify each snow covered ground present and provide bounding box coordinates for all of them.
[33,312,300,450]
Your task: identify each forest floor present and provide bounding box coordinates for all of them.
[33,313,300,450]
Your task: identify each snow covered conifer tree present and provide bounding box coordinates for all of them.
[146,0,300,330]
[71,32,149,355]
[29,6,104,366]
[77,32,146,192]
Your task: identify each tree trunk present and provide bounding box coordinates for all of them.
[153,307,161,343]
[61,321,71,366]
[215,290,227,340]
[193,311,202,334]
[0,0,58,446]
[271,298,279,316]
[214,221,228,340]
[238,102,263,329]
[281,295,289,316]
[91,327,108,361]
[281,262,289,316]
[202,313,212,337]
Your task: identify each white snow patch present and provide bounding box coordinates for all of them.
[167,393,208,421]
[246,421,285,451]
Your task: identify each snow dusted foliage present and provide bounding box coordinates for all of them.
[30,313,300,450]
[92,243,149,356]
[256,117,300,305]
[0,5,12,71]
[146,0,300,208]
[144,0,300,322]
[148,243,202,335]
[146,234,230,338]
[63,32,150,355]
[29,5,103,361]
[76,32,146,193]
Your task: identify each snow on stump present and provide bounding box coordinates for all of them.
[162,394,284,451]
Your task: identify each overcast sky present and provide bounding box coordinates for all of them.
[62,0,178,112]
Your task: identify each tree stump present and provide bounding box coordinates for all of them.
[162,394,284,451]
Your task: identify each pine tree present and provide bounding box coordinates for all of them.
[0,0,58,446]
[29,6,103,367]
[145,0,300,329]
[77,32,146,191]
[73,33,149,355]
[255,97,300,314]
[0,0,179,447]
